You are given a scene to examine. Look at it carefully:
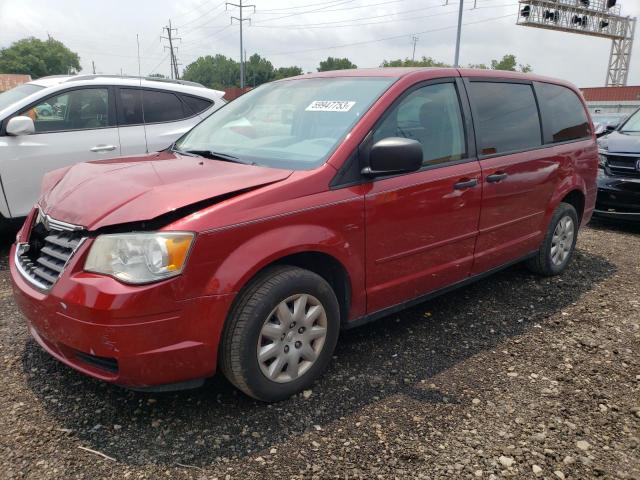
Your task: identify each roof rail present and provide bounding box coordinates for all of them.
[36,75,72,80]
[63,74,205,88]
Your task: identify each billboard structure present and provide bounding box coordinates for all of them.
[517,0,636,86]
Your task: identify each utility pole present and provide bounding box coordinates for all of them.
[161,20,181,79]
[411,35,419,62]
[92,60,96,74]
[227,0,255,89]
[454,0,464,67]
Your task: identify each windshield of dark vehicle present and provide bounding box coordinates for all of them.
[592,114,624,126]
[0,84,44,112]
[620,109,640,132]
[174,77,395,170]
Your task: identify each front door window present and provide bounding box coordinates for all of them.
[21,88,109,133]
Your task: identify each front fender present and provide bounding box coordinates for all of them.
[180,197,366,320]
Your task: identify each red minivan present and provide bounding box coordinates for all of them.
[11,68,597,401]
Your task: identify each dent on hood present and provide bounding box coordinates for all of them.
[93,184,273,235]
[37,153,294,231]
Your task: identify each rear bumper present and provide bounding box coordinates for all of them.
[10,244,235,388]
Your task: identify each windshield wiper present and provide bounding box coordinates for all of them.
[174,148,254,165]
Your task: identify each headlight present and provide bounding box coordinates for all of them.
[85,232,195,284]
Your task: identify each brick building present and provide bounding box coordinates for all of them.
[0,74,32,92]
[580,86,640,115]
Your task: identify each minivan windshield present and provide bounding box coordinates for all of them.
[174,77,395,169]
[0,84,44,112]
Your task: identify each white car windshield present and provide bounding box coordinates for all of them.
[174,77,396,169]
[0,84,44,112]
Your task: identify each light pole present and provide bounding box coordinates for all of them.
[454,0,464,67]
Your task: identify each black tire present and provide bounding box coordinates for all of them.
[526,202,579,276]
[219,265,340,402]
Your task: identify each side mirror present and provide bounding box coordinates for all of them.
[6,116,35,136]
[605,124,618,132]
[362,137,423,177]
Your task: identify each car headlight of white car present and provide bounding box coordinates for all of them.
[85,232,195,284]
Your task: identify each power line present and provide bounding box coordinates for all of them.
[255,0,353,14]
[176,1,226,29]
[226,0,255,88]
[252,0,363,24]
[251,1,455,29]
[148,52,171,75]
[249,2,517,30]
[161,20,181,79]
[172,0,221,22]
[180,25,232,47]
[264,12,515,57]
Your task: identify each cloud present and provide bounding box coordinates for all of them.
[0,0,638,86]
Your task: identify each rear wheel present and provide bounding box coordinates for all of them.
[220,266,340,402]
[526,202,579,276]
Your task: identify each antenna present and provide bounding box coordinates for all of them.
[137,34,149,154]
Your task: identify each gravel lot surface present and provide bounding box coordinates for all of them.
[0,219,639,479]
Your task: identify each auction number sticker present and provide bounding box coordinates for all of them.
[305,100,356,112]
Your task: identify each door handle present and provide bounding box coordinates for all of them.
[453,178,478,190]
[486,172,508,183]
[90,145,117,153]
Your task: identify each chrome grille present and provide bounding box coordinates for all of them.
[15,211,86,290]
[606,154,640,179]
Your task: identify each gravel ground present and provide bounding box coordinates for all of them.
[0,219,639,479]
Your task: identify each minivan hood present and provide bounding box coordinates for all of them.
[39,151,293,230]
[600,130,640,154]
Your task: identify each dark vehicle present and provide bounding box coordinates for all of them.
[595,107,640,221]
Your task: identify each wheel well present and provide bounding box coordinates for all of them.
[561,190,585,223]
[270,252,351,323]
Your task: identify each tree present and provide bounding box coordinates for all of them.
[182,54,239,89]
[0,37,81,79]
[183,53,304,89]
[467,63,489,70]
[489,54,532,73]
[148,73,166,79]
[245,54,276,87]
[274,66,303,80]
[381,56,450,68]
[318,57,357,72]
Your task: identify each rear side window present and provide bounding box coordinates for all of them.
[142,90,185,123]
[118,89,144,125]
[535,82,591,143]
[117,88,188,125]
[468,82,541,155]
[181,95,213,116]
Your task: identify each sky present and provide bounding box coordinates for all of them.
[0,0,638,88]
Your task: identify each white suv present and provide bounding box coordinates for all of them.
[0,75,225,220]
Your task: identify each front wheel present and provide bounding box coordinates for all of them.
[220,266,340,402]
[526,202,579,276]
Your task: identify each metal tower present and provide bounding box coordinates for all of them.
[516,0,637,86]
